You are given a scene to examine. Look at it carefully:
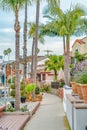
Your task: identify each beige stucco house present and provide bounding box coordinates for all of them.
[72,36,87,56]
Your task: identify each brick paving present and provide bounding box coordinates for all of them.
[0,102,40,130]
[0,114,30,130]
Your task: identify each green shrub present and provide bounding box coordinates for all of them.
[59,80,65,88]
[20,80,26,90]
[10,90,15,97]
[35,87,40,95]
[77,73,87,84]
[41,83,51,92]
[10,83,15,89]
[25,83,35,94]
[21,90,26,97]
[20,105,28,112]
[8,77,15,84]
[6,105,14,112]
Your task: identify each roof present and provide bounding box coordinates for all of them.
[37,58,49,65]
[20,55,47,64]
[72,39,85,48]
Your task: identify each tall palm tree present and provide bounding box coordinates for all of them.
[0,0,28,110]
[42,4,85,85]
[33,0,40,84]
[28,22,44,79]
[23,2,28,80]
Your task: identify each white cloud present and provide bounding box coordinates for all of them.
[0,28,14,33]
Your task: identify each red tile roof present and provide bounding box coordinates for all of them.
[72,39,85,48]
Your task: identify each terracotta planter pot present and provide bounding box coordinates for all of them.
[81,84,87,103]
[70,82,78,94]
[76,83,83,99]
[58,88,63,98]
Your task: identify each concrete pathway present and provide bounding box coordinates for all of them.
[24,93,67,130]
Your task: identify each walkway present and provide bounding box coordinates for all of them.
[24,93,67,130]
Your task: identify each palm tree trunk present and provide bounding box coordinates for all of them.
[54,70,57,81]
[64,35,70,86]
[14,8,20,111]
[23,2,27,80]
[33,0,40,83]
[32,0,40,98]
[63,36,66,54]
[31,37,35,78]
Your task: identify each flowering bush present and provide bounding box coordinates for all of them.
[71,60,87,76]
[41,83,51,92]
[71,60,87,83]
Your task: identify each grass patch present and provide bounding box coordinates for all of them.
[63,116,71,130]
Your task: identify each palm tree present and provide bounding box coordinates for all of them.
[30,0,60,92]
[23,0,32,80]
[33,0,40,85]
[23,2,28,80]
[3,50,8,61]
[28,22,45,79]
[42,4,85,85]
[45,55,64,81]
[7,48,12,60]
[33,0,58,88]
[0,0,28,110]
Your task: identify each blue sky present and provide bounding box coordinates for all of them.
[0,0,87,60]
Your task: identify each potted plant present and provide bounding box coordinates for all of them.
[25,83,35,101]
[58,79,65,99]
[77,73,87,103]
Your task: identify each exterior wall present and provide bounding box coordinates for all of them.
[45,74,54,83]
[74,108,87,130]
[66,95,74,130]
[72,42,86,56]
[72,37,87,56]
[65,93,87,130]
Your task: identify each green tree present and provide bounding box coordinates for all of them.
[33,0,60,86]
[3,50,8,60]
[23,0,32,80]
[43,3,85,85]
[45,55,64,81]
[74,51,86,63]
[7,48,12,60]
[0,0,28,110]
[28,22,45,79]
[23,2,28,80]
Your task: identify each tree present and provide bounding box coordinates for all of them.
[42,3,85,85]
[23,2,28,80]
[3,50,8,60]
[28,22,45,79]
[74,51,86,63]
[33,0,60,87]
[7,48,12,60]
[45,55,64,81]
[0,0,28,110]
[23,0,32,80]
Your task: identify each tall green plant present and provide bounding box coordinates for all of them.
[43,3,85,85]
[45,55,64,81]
[28,22,45,78]
[25,83,35,94]
[0,0,28,110]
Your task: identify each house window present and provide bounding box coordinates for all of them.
[75,48,78,52]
